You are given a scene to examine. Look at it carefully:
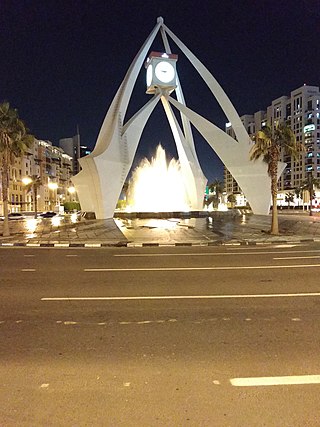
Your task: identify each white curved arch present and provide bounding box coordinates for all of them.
[73,17,275,218]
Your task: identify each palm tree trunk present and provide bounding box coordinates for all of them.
[1,150,10,237]
[34,185,38,218]
[270,158,279,235]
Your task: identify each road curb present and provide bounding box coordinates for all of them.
[0,238,318,248]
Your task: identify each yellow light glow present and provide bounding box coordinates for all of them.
[48,182,58,190]
[70,213,78,223]
[25,218,38,233]
[68,186,76,194]
[51,216,61,226]
[22,177,32,185]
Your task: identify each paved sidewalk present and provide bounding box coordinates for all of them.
[0,212,320,247]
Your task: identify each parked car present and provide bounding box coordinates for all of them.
[0,212,26,221]
[40,211,57,218]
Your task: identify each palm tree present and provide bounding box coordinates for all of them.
[285,192,294,209]
[208,179,224,208]
[250,122,304,235]
[301,173,320,216]
[23,175,42,218]
[0,102,34,236]
[294,186,302,208]
[227,193,237,208]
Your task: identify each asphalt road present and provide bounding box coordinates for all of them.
[1,243,320,426]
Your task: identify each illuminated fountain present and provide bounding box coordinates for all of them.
[126,145,190,212]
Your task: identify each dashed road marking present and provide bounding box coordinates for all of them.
[21,269,36,272]
[0,316,309,327]
[274,256,320,260]
[230,375,320,387]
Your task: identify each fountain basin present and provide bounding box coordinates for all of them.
[114,210,244,220]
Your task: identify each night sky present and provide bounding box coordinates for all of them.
[1,0,319,182]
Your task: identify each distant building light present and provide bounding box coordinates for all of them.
[304,124,316,133]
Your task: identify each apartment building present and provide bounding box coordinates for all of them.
[224,84,320,204]
[0,139,74,215]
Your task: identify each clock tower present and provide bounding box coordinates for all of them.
[145,51,178,94]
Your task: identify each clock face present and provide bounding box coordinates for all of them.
[146,64,153,86]
[154,61,175,84]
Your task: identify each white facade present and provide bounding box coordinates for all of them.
[0,139,74,215]
[225,85,320,203]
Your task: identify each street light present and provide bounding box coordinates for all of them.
[68,186,76,194]
[67,186,76,202]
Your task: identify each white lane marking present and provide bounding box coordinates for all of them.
[21,269,36,272]
[63,321,77,325]
[24,254,35,257]
[114,250,320,257]
[40,383,50,389]
[230,375,320,387]
[66,254,78,257]
[274,256,320,260]
[84,264,320,272]
[41,292,320,301]
[273,244,298,248]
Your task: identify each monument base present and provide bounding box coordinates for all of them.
[114,210,244,220]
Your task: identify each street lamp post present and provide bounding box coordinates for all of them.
[67,186,76,201]
[48,181,58,211]
[22,175,41,218]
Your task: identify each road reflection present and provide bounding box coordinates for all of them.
[25,218,39,238]
[22,214,81,237]
[51,216,62,227]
